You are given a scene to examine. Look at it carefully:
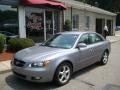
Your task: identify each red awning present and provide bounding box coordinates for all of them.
[22,0,67,10]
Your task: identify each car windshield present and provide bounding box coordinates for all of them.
[41,34,79,49]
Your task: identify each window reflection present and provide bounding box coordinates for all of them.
[0,5,18,35]
[26,7,44,43]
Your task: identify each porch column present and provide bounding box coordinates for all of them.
[113,17,116,36]
[18,6,26,38]
[44,9,46,41]
[59,11,63,32]
[52,11,55,35]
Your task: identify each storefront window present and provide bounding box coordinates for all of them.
[0,5,18,35]
[26,7,44,42]
[26,7,60,43]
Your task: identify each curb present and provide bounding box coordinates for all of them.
[0,60,11,74]
[110,40,119,44]
[112,39,120,43]
[0,69,11,74]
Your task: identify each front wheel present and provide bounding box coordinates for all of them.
[100,51,109,65]
[54,62,72,86]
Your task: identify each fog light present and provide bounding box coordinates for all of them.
[32,77,42,80]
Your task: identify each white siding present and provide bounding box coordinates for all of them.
[64,7,116,34]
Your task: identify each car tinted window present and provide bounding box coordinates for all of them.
[89,33,103,44]
[78,34,89,45]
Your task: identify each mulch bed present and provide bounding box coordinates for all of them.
[0,51,14,62]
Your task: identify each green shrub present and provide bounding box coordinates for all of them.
[0,34,6,52]
[8,38,35,51]
[63,20,72,31]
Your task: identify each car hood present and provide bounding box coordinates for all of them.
[14,46,66,62]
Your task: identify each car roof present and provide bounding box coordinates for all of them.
[58,31,96,35]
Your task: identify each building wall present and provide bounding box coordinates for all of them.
[64,7,116,35]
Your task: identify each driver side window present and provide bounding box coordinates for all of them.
[78,34,89,45]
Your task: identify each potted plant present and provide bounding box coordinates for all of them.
[63,20,72,31]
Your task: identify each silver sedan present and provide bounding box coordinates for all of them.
[11,31,111,86]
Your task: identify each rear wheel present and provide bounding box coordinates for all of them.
[54,62,72,86]
[100,51,109,65]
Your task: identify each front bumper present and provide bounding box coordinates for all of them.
[11,62,54,82]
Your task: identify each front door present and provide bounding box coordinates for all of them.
[96,18,105,36]
[76,34,94,69]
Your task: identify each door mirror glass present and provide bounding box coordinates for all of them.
[77,43,87,48]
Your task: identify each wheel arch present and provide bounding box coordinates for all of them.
[105,49,110,55]
[53,60,73,80]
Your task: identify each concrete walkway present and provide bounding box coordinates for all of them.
[0,60,11,74]
[106,36,120,43]
[0,35,120,74]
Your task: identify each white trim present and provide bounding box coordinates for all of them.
[18,6,26,38]
[57,0,116,16]
[44,9,46,41]
[52,11,55,35]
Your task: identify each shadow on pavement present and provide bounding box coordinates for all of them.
[72,63,100,79]
[5,63,101,90]
[5,75,59,90]
[103,84,120,90]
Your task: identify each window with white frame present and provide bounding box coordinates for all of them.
[85,16,90,30]
[72,14,79,30]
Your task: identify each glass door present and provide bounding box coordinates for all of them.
[46,10,53,40]
[45,10,60,40]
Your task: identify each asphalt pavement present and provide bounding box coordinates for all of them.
[0,40,120,90]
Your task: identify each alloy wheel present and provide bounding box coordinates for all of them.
[103,52,108,64]
[54,63,72,86]
[58,65,71,84]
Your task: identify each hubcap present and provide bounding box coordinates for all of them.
[58,65,70,83]
[103,52,108,64]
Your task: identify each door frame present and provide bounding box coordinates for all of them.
[44,9,55,41]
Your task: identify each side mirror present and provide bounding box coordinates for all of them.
[77,43,87,49]
[35,43,42,46]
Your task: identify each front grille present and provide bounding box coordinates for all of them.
[14,59,25,67]
[13,71,26,79]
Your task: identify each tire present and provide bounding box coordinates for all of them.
[54,62,72,86]
[100,51,109,65]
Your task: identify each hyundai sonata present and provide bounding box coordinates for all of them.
[11,31,110,86]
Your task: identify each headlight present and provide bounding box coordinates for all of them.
[28,60,51,68]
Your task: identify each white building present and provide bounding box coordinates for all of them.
[0,0,116,42]
[58,0,116,35]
